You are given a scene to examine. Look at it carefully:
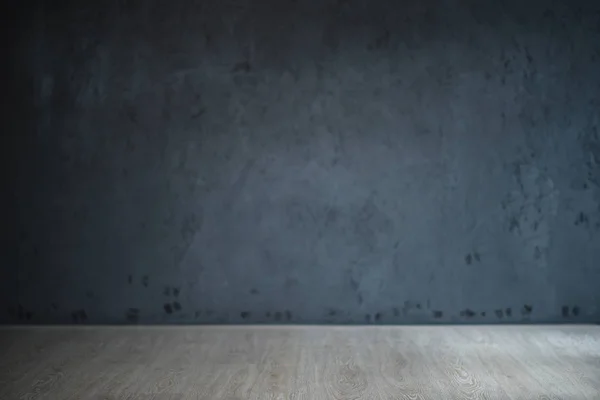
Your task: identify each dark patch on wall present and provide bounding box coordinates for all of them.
[367,28,391,51]
[460,309,476,318]
[274,311,282,321]
[240,311,250,319]
[495,309,504,319]
[164,304,173,314]
[433,310,443,319]
[126,308,140,323]
[71,309,88,323]
[572,306,580,317]
[164,286,171,296]
[522,304,533,316]
[534,246,542,260]
[173,287,180,297]
[141,275,149,288]
[127,275,133,285]
[505,308,512,317]
[508,217,520,233]
[232,60,251,73]
[16,305,33,321]
[465,252,482,265]
[574,212,590,227]
[250,288,259,295]
[285,310,292,321]
[399,300,420,316]
[375,312,382,321]
[480,311,486,317]
[365,314,371,323]
[562,305,570,317]
[173,301,182,312]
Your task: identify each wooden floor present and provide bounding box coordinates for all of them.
[0,325,599,399]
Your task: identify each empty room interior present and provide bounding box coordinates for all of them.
[3,0,600,398]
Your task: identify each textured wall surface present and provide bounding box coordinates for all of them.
[6,0,600,324]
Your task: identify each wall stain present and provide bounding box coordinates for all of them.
[285,310,292,321]
[393,307,400,317]
[374,312,382,321]
[508,217,520,233]
[240,311,250,319]
[17,305,33,321]
[71,309,88,323]
[250,288,259,295]
[495,309,504,318]
[465,252,482,264]
[164,304,173,314]
[127,275,133,285]
[400,300,418,315]
[433,310,443,319]
[141,275,149,288]
[126,308,140,323]
[572,306,580,316]
[480,311,486,317]
[534,246,542,260]
[505,308,512,317]
[232,60,251,73]
[173,302,182,312]
[368,28,391,51]
[522,304,533,316]
[164,286,171,296]
[173,287,180,297]
[460,309,476,318]
[574,212,589,227]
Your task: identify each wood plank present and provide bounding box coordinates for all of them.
[0,325,598,399]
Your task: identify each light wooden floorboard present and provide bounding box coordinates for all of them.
[0,325,599,399]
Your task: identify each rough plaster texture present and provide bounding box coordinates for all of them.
[5,0,600,324]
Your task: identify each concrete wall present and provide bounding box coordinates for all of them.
[5,0,600,324]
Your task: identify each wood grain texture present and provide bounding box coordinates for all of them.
[0,325,599,399]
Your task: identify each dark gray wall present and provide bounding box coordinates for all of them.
[5,0,600,325]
